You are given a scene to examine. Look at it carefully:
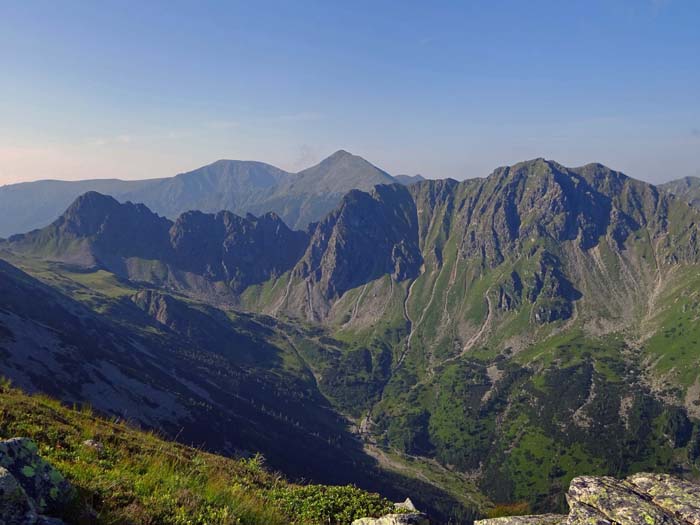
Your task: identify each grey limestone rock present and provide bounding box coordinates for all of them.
[0,438,72,519]
[476,473,700,525]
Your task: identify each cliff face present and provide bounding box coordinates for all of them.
[288,183,422,319]
[476,473,700,525]
[168,209,309,292]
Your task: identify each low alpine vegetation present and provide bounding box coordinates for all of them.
[0,380,397,524]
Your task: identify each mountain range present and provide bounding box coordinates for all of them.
[2,154,700,522]
[0,150,421,239]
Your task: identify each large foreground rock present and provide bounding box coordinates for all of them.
[476,473,700,525]
[0,466,36,525]
[627,473,700,525]
[0,438,72,524]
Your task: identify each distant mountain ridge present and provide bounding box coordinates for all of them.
[394,174,426,185]
[0,150,421,238]
[660,176,700,208]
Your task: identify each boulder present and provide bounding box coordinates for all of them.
[352,496,429,525]
[475,473,700,525]
[0,438,73,516]
[81,439,104,454]
[0,466,37,525]
[565,502,612,525]
[627,473,700,525]
[566,476,681,525]
[352,514,429,525]
[476,515,567,525]
[352,494,430,525]
[395,498,418,512]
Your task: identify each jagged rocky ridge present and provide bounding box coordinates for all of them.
[262,158,700,330]
[5,191,309,297]
[286,184,423,320]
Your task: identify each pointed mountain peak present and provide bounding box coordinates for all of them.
[329,149,353,158]
[54,191,169,240]
[60,191,123,225]
[68,191,120,210]
[660,175,700,209]
[294,150,395,193]
[316,149,366,166]
[661,176,700,190]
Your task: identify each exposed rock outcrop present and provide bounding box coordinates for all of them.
[352,498,429,525]
[168,209,309,292]
[0,466,35,525]
[476,516,566,525]
[476,473,700,525]
[627,473,700,525]
[0,438,72,524]
[291,183,422,319]
[352,513,429,525]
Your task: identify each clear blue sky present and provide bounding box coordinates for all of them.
[1,0,698,184]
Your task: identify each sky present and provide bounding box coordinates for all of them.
[0,0,699,185]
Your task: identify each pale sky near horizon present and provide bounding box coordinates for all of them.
[1,0,699,186]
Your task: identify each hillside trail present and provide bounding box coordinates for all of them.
[441,258,459,327]
[272,274,294,314]
[394,274,421,372]
[345,283,369,326]
[629,229,669,348]
[305,280,314,321]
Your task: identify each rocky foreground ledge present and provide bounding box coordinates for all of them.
[352,497,429,524]
[477,473,700,525]
[0,438,73,525]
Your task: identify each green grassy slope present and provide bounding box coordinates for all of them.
[0,380,400,525]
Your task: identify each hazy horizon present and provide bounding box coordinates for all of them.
[3,150,699,189]
[1,1,699,185]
